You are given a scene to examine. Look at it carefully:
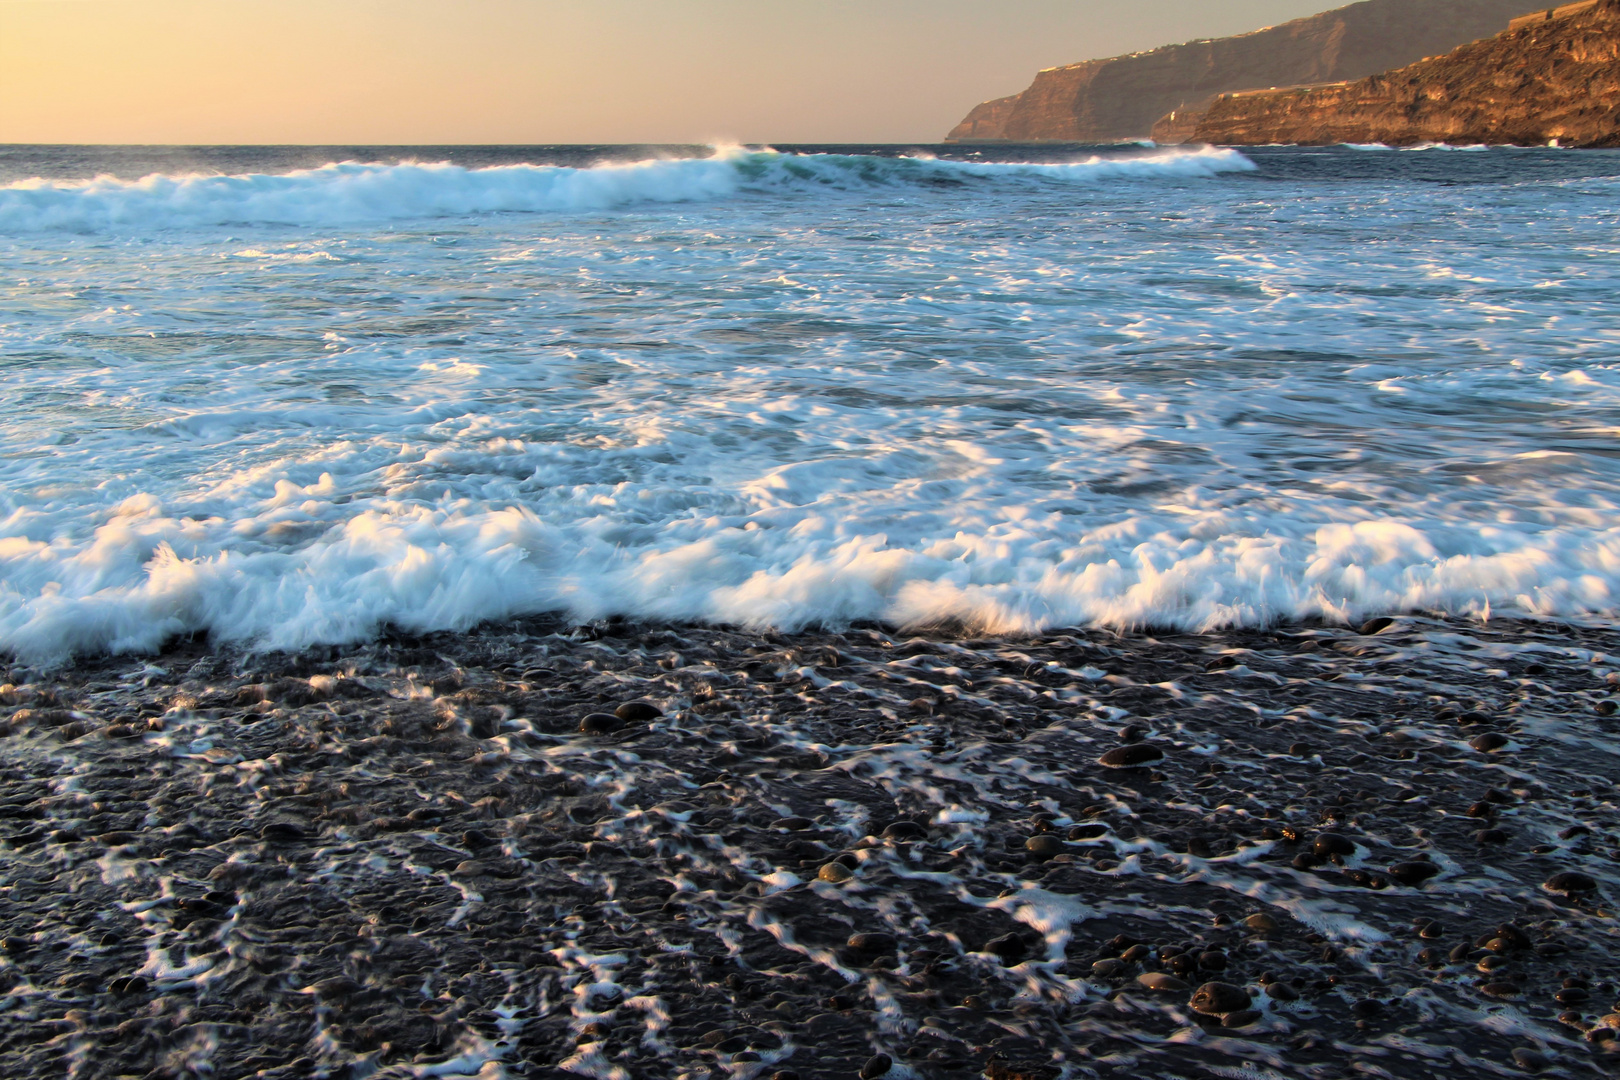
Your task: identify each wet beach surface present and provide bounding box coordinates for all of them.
[3,615,1620,1079]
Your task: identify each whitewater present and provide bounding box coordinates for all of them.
[2,142,1620,663]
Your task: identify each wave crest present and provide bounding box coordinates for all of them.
[0,146,1256,231]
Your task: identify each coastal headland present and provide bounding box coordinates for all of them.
[1192,0,1620,146]
[945,0,1545,143]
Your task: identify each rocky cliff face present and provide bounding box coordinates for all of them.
[946,0,1544,142]
[1192,0,1620,145]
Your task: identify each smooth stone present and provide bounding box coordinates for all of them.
[984,933,1028,965]
[579,713,625,735]
[1312,833,1356,858]
[818,862,854,884]
[1099,744,1164,768]
[1264,982,1299,1002]
[259,822,305,843]
[1091,958,1126,977]
[1511,1049,1549,1072]
[1492,924,1532,950]
[881,820,926,842]
[1475,828,1509,844]
[847,932,897,954]
[1067,823,1107,840]
[1470,732,1510,752]
[1137,972,1189,993]
[1244,913,1279,933]
[1223,1009,1263,1028]
[1359,617,1396,636]
[770,817,815,831]
[614,701,663,722]
[1189,982,1251,1016]
[1386,861,1439,887]
[859,1054,893,1080]
[1025,834,1065,858]
[1545,871,1598,897]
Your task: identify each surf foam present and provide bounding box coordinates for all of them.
[3,144,1619,665]
[0,146,1255,233]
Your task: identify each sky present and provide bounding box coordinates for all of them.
[1,0,1351,144]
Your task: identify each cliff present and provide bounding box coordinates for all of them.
[945,0,1545,143]
[1192,0,1620,146]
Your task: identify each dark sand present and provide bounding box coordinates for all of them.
[2,615,1619,1079]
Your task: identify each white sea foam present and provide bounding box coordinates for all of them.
[0,145,1255,232]
[1,146,1618,663]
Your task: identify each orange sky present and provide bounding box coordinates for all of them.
[1,0,1340,144]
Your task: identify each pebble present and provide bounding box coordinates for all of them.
[1091,958,1125,977]
[579,712,625,735]
[1386,860,1439,887]
[1098,744,1164,768]
[1511,1048,1549,1072]
[1312,833,1356,858]
[859,1054,892,1079]
[614,701,663,722]
[1025,834,1066,858]
[847,932,897,954]
[1544,870,1598,897]
[1475,828,1509,845]
[1244,913,1279,932]
[770,817,815,831]
[984,933,1029,965]
[818,862,854,884]
[1136,972,1189,993]
[1189,982,1251,1016]
[1223,1009,1263,1028]
[1469,731,1510,752]
[880,820,926,842]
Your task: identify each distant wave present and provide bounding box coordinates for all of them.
[0,146,1256,232]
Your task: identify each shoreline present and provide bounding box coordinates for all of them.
[3,613,1619,1078]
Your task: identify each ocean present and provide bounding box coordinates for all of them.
[3,142,1619,664]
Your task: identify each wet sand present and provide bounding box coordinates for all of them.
[2,614,1619,1079]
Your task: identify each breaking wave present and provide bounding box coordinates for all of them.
[0,146,1256,232]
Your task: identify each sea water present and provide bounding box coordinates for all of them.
[2,143,1619,663]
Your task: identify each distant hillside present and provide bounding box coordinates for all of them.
[1192,0,1620,146]
[946,0,1545,143]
